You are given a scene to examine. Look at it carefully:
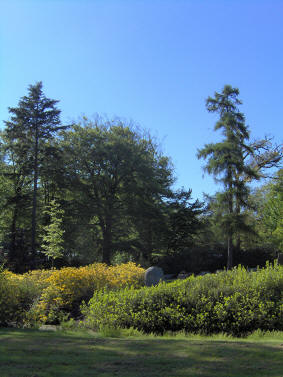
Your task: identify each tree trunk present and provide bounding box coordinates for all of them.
[31,127,39,256]
[235,236,241,254]
[227,169,234,269]
[102,225,112,265]
[227,234,233,269]
[8,204,18,268]
[235,194,241,254]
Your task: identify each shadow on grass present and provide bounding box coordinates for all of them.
[0,329,282,377]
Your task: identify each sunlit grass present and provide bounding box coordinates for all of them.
[96,325,283,342]
[1,328,282,377]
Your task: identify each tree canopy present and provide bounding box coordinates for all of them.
[1,82,281,273]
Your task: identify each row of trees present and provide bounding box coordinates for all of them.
[0,83,281,272]
[0,82,203,271]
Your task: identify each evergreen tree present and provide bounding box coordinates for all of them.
[0,130,34,271]
[197,85,256,268]
[244,137,282,181]
[3,82,65,260]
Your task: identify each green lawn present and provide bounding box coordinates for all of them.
[0,328,283,377]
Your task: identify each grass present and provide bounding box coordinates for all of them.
[0,328,283,377]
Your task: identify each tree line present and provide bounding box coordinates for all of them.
[0,82,282,272]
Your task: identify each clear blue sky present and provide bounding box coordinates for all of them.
[1,0,282,200]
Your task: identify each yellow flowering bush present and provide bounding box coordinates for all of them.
[34,262,145,323]
[0,262,145,325]
[23,269,53,290]
[107,262,145,289]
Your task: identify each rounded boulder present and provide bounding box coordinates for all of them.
[145,266,164,287]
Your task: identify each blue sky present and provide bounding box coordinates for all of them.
[1,0,282,200]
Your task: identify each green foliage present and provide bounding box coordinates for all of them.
[0,263,145,326]
[197,85,258,268]
[0,83,280,272]
[0,267,16,325]
[60,119,175,264]
[0,268,40,326]
[41,199,65,263]
[2,82,66,269]
[259,170,283,251]
[82,263,283,336]
[240,169,283,253]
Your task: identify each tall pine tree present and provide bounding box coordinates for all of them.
[197,85,257,269]
[4,82,65,261]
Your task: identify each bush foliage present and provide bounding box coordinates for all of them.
[2,262,283,335]
[0,262,145,326]
[82,263,283,336]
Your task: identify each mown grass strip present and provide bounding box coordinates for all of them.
[1,329,283,377]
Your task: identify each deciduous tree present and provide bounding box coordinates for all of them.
[61,119,174,264]
[41,199,65,267]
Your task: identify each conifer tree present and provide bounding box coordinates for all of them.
[4,82,64,258]
[197,85,257,268]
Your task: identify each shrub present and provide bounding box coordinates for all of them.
[0,268,21,326]
[82,262,283,336]
[0,262,145,326]
[29,262,144,324]
[0,267,54,326]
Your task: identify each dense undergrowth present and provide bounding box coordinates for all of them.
[1,262,283,337]
[82,262,283,336]
[0,262,144,326]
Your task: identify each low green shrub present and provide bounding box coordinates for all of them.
[0,267,40,326]
[82,262,283,336]
[0,267,19,326]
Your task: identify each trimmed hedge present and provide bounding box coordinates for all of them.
[82,263,283,336]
